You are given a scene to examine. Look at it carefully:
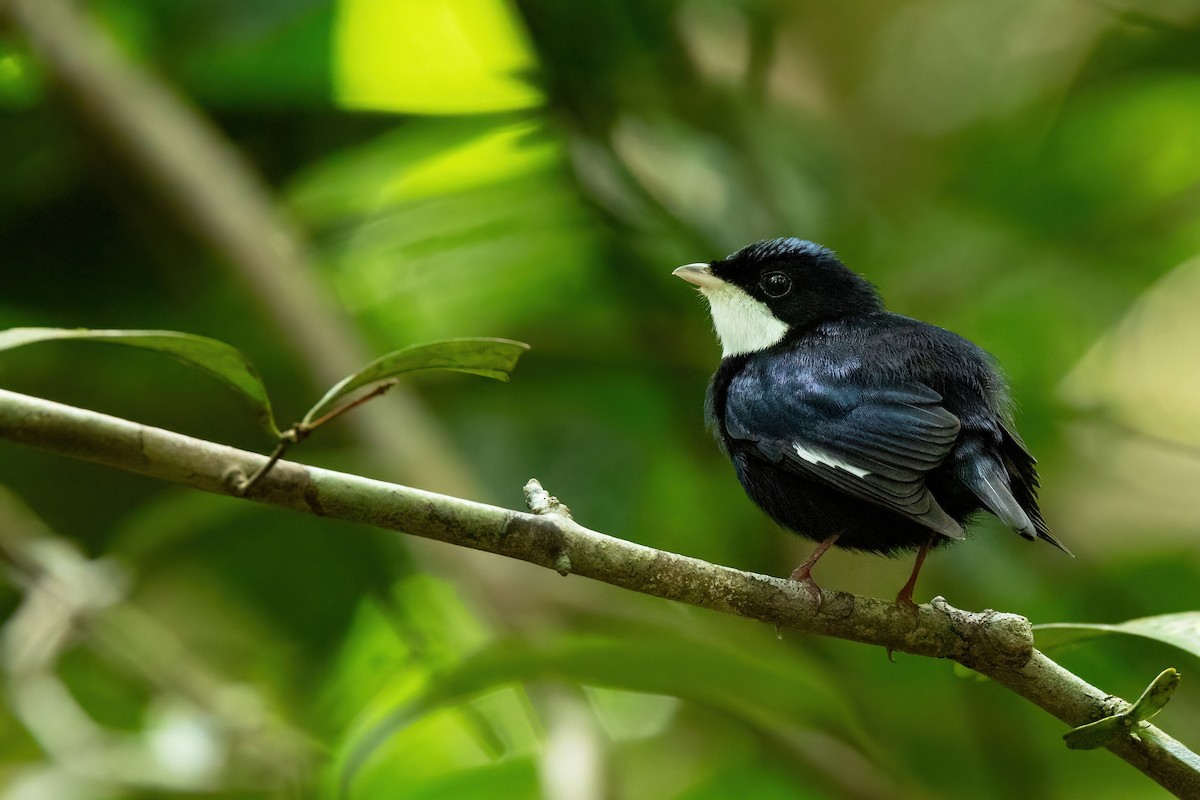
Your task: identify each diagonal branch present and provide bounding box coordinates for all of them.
[1,387,1198,798]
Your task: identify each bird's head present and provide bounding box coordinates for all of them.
[674,238,882,357]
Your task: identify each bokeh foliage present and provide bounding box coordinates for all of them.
[3,0,1200,797]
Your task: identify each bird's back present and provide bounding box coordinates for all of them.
[708,312,1062,553]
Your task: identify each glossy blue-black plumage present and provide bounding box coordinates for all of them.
[701,239,1068,557]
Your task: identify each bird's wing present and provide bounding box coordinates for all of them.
[725,368,965,540]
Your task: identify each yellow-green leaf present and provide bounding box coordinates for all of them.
[333,0,542,114]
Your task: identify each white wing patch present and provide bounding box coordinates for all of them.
[792,443,871,478]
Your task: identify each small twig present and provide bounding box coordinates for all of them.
[235,435,296,496]
[236,382,399,496]
[303,381,397,431]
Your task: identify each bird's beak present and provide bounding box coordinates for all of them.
[673,263,723,289]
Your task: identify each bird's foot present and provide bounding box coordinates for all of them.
[789,567,825,611]
[893,587,920,614]
[893,535,932,614]
[886,586,921,661]
[786,532,840,612]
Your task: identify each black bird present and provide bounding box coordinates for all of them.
[674,238,1070,605]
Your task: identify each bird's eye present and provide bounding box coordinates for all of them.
[760,271,792,298]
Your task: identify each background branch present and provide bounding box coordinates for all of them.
[0,0,474,495]
[0,0,563,661]
[2,388,1198,798]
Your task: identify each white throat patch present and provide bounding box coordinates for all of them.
[700,284,788,357]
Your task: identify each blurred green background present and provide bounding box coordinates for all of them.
[2,0,1200,797]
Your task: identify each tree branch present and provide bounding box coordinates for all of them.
[1,387,1198,797]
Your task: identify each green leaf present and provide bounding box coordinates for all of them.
[1062,668,1180,750]
[340,630,868,793]
[354,755,538,800]
[1035,612,1200,661]
[1129,668,1180,723]
[302,338,529,425]
[0,327,279,436]
[1063,714,1130,750]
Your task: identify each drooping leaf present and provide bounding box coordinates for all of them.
[1035,612,1200,661]
[0,327,279,436]
[302,338,529,425]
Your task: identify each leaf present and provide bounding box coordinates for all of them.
[0,327,279,436]
[1063,714,1130,750]
[302,338,529,425]
[1128,667,1181,723]
[354,755,538,800]
[285,117,598,349]
[333,0,542,114]
[1062,668,1180,750]
[1035,612,1200,661]
[340,631,868,793]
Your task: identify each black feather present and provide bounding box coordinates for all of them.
[695,238,1066,558]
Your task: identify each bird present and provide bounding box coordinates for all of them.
[673,237,1070,606]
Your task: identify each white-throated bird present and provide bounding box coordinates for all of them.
[674,238,1070,606]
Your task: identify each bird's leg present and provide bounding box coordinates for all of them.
[895,535,934,609]
[789,532,841,608]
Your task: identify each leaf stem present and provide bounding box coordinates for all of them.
[302,380,397,432]
[235,435,295,496]
[236,381,398,495]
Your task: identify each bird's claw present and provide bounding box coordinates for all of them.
[789,569,825,611]
[886,592,922,661]
[894,590,920,614]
